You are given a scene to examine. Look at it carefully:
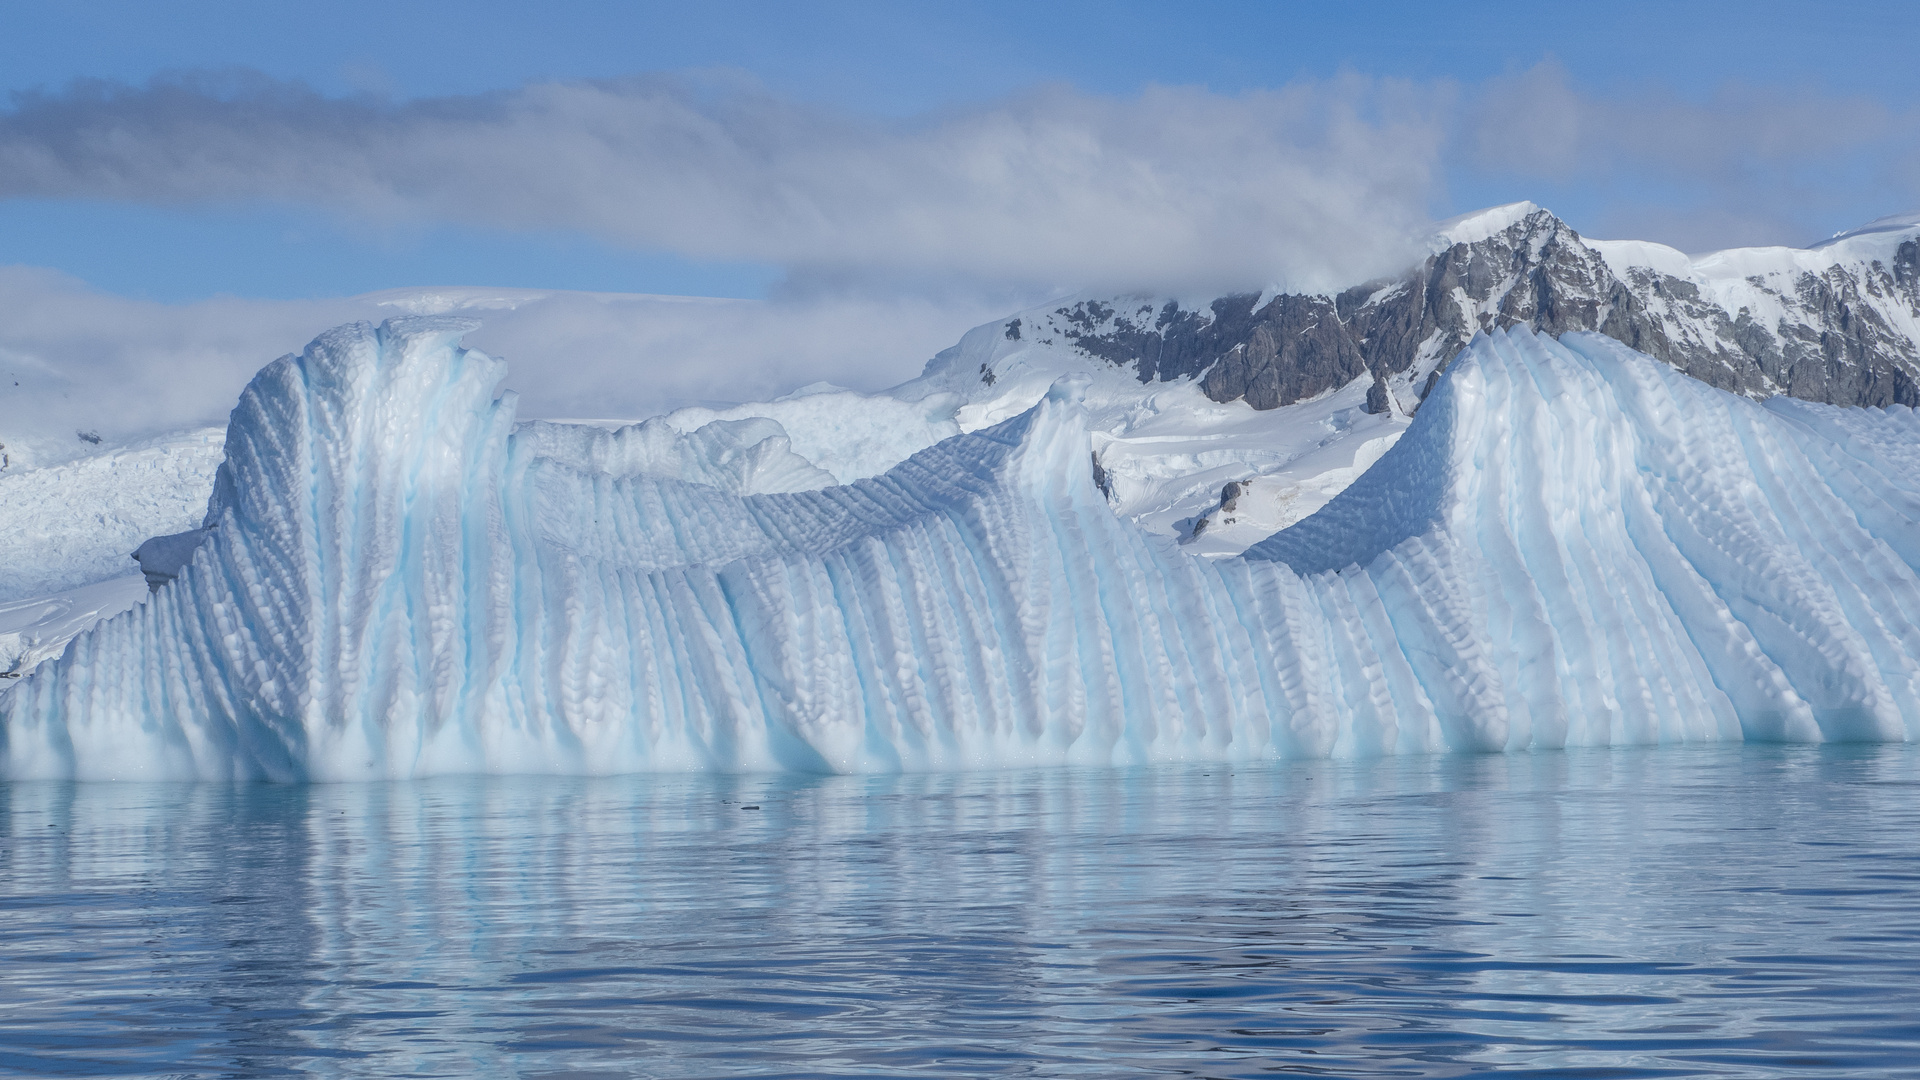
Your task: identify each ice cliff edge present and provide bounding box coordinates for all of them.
[5,318,1920,780]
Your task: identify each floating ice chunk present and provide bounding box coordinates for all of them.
[6,320,1920,780]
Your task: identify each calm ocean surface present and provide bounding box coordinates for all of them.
[5,744,1920,1078]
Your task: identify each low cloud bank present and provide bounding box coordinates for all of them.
[0,269,1004,465]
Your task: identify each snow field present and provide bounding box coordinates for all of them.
[0,429,226,601]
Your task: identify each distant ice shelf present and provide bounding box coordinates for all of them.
[4,318,1919,780]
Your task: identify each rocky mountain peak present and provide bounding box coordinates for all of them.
[1015,207,1920,413]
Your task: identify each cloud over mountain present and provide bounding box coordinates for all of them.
[1466,61,1920,251]
[0,72,1445,295]
[7,63,1918,289]
[5,63,1919,460]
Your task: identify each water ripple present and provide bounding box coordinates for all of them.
[4,744,1920,1077]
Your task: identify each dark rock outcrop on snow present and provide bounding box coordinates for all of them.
[1031,209,1920,411]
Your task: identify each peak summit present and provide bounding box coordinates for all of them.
[1430,201,1551,248]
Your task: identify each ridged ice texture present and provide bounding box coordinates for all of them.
[5,320,1920,780]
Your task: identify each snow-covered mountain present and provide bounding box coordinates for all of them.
[3,204,1918,677]
[878,202,1920,548]
[7,319,1920,780]
[997,203,1920,416]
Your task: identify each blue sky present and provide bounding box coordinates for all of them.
[6,0,1919,302]
[4,1,1920,449]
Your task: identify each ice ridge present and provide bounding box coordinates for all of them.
[4,319,1919,780]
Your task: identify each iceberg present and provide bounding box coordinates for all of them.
[4,318,1918,780]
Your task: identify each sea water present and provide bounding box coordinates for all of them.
[4,744,1920,1077]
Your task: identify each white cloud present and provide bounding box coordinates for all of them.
[9,65,1915,274]
[0,266,357,464]
[0,71,1461,465]
[0,72,1445,295]
[7,64,1920,469]
[1464,61,1920,249]
[0,268,1003,466]
[443,288,1009,418]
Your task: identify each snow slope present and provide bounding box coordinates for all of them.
[0,429,226,602]
[5,319,1917,780]
[893,301,1414,546]
[0,574,148,675]
[1587,213,1920,388]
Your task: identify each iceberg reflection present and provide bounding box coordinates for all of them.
[7,746,1920,1075]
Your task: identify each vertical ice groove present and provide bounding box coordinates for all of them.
[7,322,1920,779]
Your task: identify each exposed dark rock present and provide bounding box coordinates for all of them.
[1028,208,1920,412]
[1365,374,1392,415]
[1198,295,1369,409]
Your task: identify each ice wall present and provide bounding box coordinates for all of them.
[5,319,1919,780]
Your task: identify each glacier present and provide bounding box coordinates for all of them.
[4,317,1919,781]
